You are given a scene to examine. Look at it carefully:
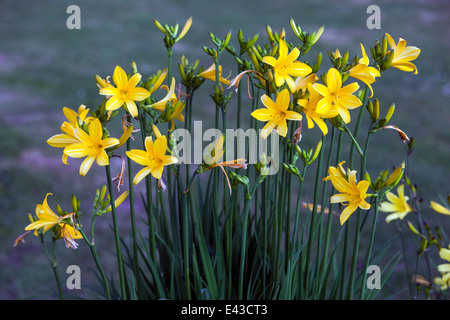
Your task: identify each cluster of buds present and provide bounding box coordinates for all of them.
[289,18,324,55]
[365,162,405,194]
[153,17,192,51]
[178,55,205,92]
[370,36,395,72]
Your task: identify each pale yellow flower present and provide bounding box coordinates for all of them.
[385,33,421,74]
[379,184,413,223]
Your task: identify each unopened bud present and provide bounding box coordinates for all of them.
[385,103,395,123]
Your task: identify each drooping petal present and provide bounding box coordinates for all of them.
[339,201,360,225]
[106,95,125,111]
[133,167,152,185]
[96,150,110,166]
[276,119,288,137]
[79,155,96,176]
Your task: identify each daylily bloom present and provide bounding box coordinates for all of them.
[47,105,94,164]
[23,193,82,249]
[99,65,151,117]
[262,39,312,92]
[348,43,380,97]
[385,33,421,74]
[294,73,319,93]
[126,135,178,185]
[312,68,362,124]
[198,63,231,89]
[298,83,339,135]
[196,135,247,194]
[324,162,371,225]
[63,118,120,176]
[434,246,450,290]
[379,184,413,223]
[251,88,302,139]
[151,77,185,129]
[430,201,450,216]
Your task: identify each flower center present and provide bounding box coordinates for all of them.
[271,111,285,124]
[147,156,162,169]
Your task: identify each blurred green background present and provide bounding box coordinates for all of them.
[0,0,448,299]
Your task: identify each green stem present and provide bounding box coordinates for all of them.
[360,197,379,299]
[105,164,127,299]
[79,227,111,300]
[41,236,64,300]
[304,134,326,296]
[127,137,141,298]
[238,184,259,300]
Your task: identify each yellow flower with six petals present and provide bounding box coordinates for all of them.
[24,193,82,249]
[262,39,312,92]
[99,65,151,117]
[298,83,339,135]
[312,68,362,124]
[385,33,421,74]
[379,184,413,223]
[348,43,380,98]
[63,118,120,176]
[324,161,371,225]
[251,88,302,139]
[126,135,178,185]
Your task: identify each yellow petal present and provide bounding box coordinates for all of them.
[431,201,450,216]
[113,65,128,89]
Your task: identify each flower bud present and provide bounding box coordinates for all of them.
[56,204,64,216]
[311,26,324,45]
[385,103,395,123]
[71,195,79,212]
[373,98,380,121]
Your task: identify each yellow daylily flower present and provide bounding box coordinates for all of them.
[99,65,151,117]
[198,63,231,88]
[262,39,312,92]
[385,33,421,74]
[312,68,362,124]
[324,162,371,225]
[24,193,82,249]
[63,118,120,176]
[126,135,178,185]
[294,73,319,93]
[47,105,95,164]
[435,246,450,290]
[430,201,450,216]
[379,184,413,223]
[348,43,380,98]
[251,88,302,139]
[298,83,339,135]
